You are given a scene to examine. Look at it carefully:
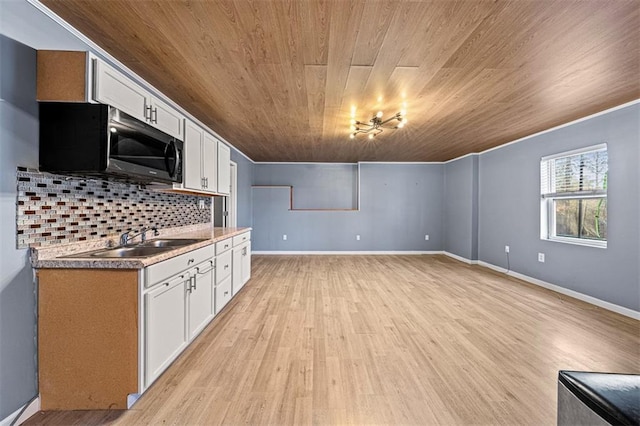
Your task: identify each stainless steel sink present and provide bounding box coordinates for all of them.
[61,238,208,258]
[138,238,208,248]
[88,246,175,258]
[61,246,175,258]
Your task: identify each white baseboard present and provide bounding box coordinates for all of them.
[1,396,40,426]
[476,261,640,320]
[442,251,479,264]
[253,250,443,255]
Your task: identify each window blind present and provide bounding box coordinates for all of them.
[541,144,607,198]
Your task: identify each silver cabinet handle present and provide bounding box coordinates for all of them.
[151,107,158,124]
[144,100,151,121]
[188,258,194,264]
[224,291,229,296]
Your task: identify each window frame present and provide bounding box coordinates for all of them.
[540,143,608,249]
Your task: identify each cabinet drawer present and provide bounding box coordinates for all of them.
[215,275,232,314]
[232,231,251,247]
[216,249,232,284]
[146,244,213,288]
[215,238,233,255]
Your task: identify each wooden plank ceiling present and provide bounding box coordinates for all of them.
[42,0,639,162]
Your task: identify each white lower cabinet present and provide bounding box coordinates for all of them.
[145,273,189,388]
[143,234,251,390]
[188,259,215,340]
[232,242,251,295]
[232,232,252,296]
[215,275,233,314]
[215,242,233,313]
[144,245,214,389]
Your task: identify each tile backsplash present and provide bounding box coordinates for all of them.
[16,168,211,248]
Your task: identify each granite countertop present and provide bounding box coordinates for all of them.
[30,224,251,269]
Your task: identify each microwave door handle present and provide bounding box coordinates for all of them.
[165,140,178,178]
[174,145,181,179]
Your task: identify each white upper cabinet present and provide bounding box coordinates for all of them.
[202,133,218,193]
[150,96,184,140]
[93,60,184,140]
[181,120,220,194]
[217,142,231,195]
[183,121,204,191]
[93,60,148,123]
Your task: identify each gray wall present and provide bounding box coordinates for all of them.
[443,155,479,260]
[0,35,38,420]
[1,0,95,418]
[231,150,254,227]
[478,104,640,311]
[255,163,357,209]
[252,163,443,251]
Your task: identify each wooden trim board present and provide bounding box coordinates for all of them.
[36,50,88,102]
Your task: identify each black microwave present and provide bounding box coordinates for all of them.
[39,102,183,184]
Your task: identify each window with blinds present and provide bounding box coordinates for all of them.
[540,143,608,248]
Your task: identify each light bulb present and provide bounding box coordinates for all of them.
[368,133,374,140]
[350,133,355,139]
[376,111,383,118]
[350,125,356,131]
[402,117,408,123]
[397,122,405,128]
[350,118,356,125]
[400,109,407,116]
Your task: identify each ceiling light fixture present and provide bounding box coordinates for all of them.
[349,110,407,139]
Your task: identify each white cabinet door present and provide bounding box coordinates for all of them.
[232,241,251,295]
[150,96,184,140]
[217,142,231,195]
[183,121,203,191]
[202,133,218,193]
[241,241,251,285]
[188,260,215,339]
[145,274,189,388]
[93,60,149,123]
[232,246,242,296]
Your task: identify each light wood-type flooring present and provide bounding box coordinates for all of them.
[25,255,639,425]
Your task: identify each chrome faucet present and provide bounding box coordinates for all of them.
[119,227,159,246]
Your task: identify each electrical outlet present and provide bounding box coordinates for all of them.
[425,234,429,240]
[283,234,287,241]
[538,253,545,263]
[505,245,510,253]
[356,235,360,241]
[198,199,205,210]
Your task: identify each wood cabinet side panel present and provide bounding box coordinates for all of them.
[38,269,138,410]
[37,51,87,102]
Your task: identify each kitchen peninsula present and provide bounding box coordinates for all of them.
[32,224,251,411]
